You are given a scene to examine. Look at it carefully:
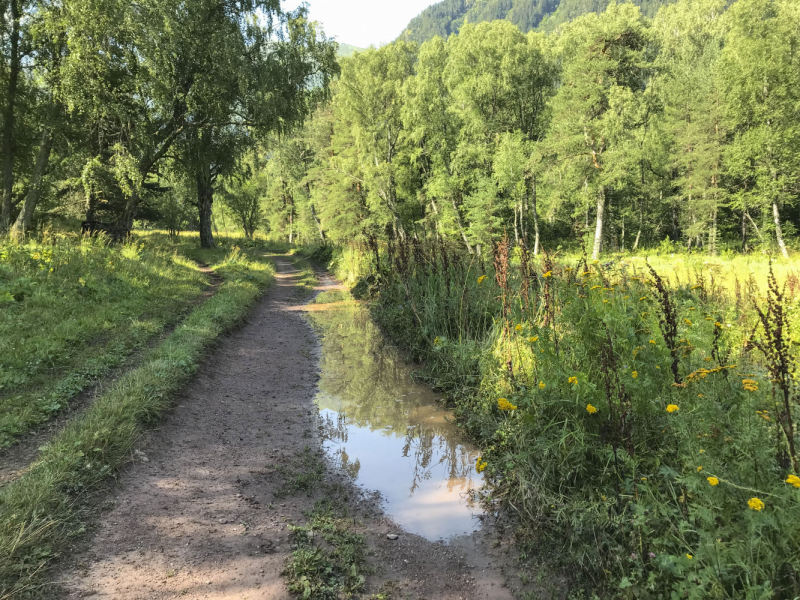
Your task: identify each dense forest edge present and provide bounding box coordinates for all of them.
[2,0,800,597]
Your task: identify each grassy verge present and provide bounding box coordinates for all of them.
[0,241,275,597]
[0,235,210,447]
[328,241,800,600]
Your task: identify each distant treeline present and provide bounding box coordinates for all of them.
[255,0,799,258]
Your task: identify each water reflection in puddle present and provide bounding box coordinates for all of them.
[306,301,483,540]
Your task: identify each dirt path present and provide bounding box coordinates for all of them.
[51,257,516,600]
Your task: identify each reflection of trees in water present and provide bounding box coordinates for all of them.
[320,411,348,443]
[331,447,361,480]
[310,305,480,500]
[403,428,476,498]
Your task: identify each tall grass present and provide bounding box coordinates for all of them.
[0,235,208,447]
[334,239,800,599]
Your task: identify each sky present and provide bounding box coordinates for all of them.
[281,0,436,48]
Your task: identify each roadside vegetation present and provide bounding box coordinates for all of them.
[0,233,277,596]
[0,235,208,447]
[321,239,800,599]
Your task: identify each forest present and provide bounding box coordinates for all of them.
[2,0,800,599]
[251,0,799,260]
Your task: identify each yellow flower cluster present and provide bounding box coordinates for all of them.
[477,275,488,284]
[748,497,765,511]
[786,474,800,488]
[538,381,546,390]
[756,410,770,421]
[631,371,638,379]
[586,404,598,414]
[543,270,552,278]
[475,457,487,473]
[684,318,693,326]
[590,285,601,290]
[639,296,648,301]
[497,398,517,411]
[666,404,680,413]
[528,335,538,343]
[649,339,656,344]
[685,365,736,382]
[742,379,758,392]
[690,285,702,290]
[434,337,440,345]
[707,476,719,486]
[515,324,523,331]
[568,376,578,385]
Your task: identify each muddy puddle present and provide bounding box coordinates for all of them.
[305,298,483,541]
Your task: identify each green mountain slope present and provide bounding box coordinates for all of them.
[400,0,675,42]
[337,43,365,58]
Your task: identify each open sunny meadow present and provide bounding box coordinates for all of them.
[1,0,800,598]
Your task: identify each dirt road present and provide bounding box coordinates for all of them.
[53,257,515,600]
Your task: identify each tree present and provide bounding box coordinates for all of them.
[719,0,800,258]
[544,3,652,259]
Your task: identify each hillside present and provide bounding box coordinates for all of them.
[399,0,674,42]
[337,43,365,58]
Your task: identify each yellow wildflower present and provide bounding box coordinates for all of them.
[515,324,523,331]
[631,371,638,379]
[475,457,487,473]
[543,270,552,278]
[707,476,719,486]
[690,285,701,290]
[684,318,693,326]
[477,275,488,284]
[699,449,705,454]
[568,376,578,385]
[697,466,703,472]
[32,252,41,260]
[497,398,518,411]
[786,474,800,488]
[748,497,765,511]
[641,477,647,481]
[538,381,546,390]
[529,336,539,343]
[590,285,601,290]
[582,271,591,277]
[639,296,647,301]
[666,404,679,413]
[649,339,655,344]
[686,554,693,560]
[434,337,440,345]
[742,379,758,392]
[586,403,598,414]
[715,322,722,328]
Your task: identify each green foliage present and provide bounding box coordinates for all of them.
[342,239,800,598]
[284,503,369,600]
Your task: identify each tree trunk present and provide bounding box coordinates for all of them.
[1,0,22,232]
[513,201,519,247]
[633,197,643,251]
[745,210,764,242]
[773,201,789,258]
[310,202,325,244]
[451,196,473,254]
[709,209,717,256]
[592,186,605,260]
[197,166,215,249]
[11,129,53,241]
[741,211,747,251]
